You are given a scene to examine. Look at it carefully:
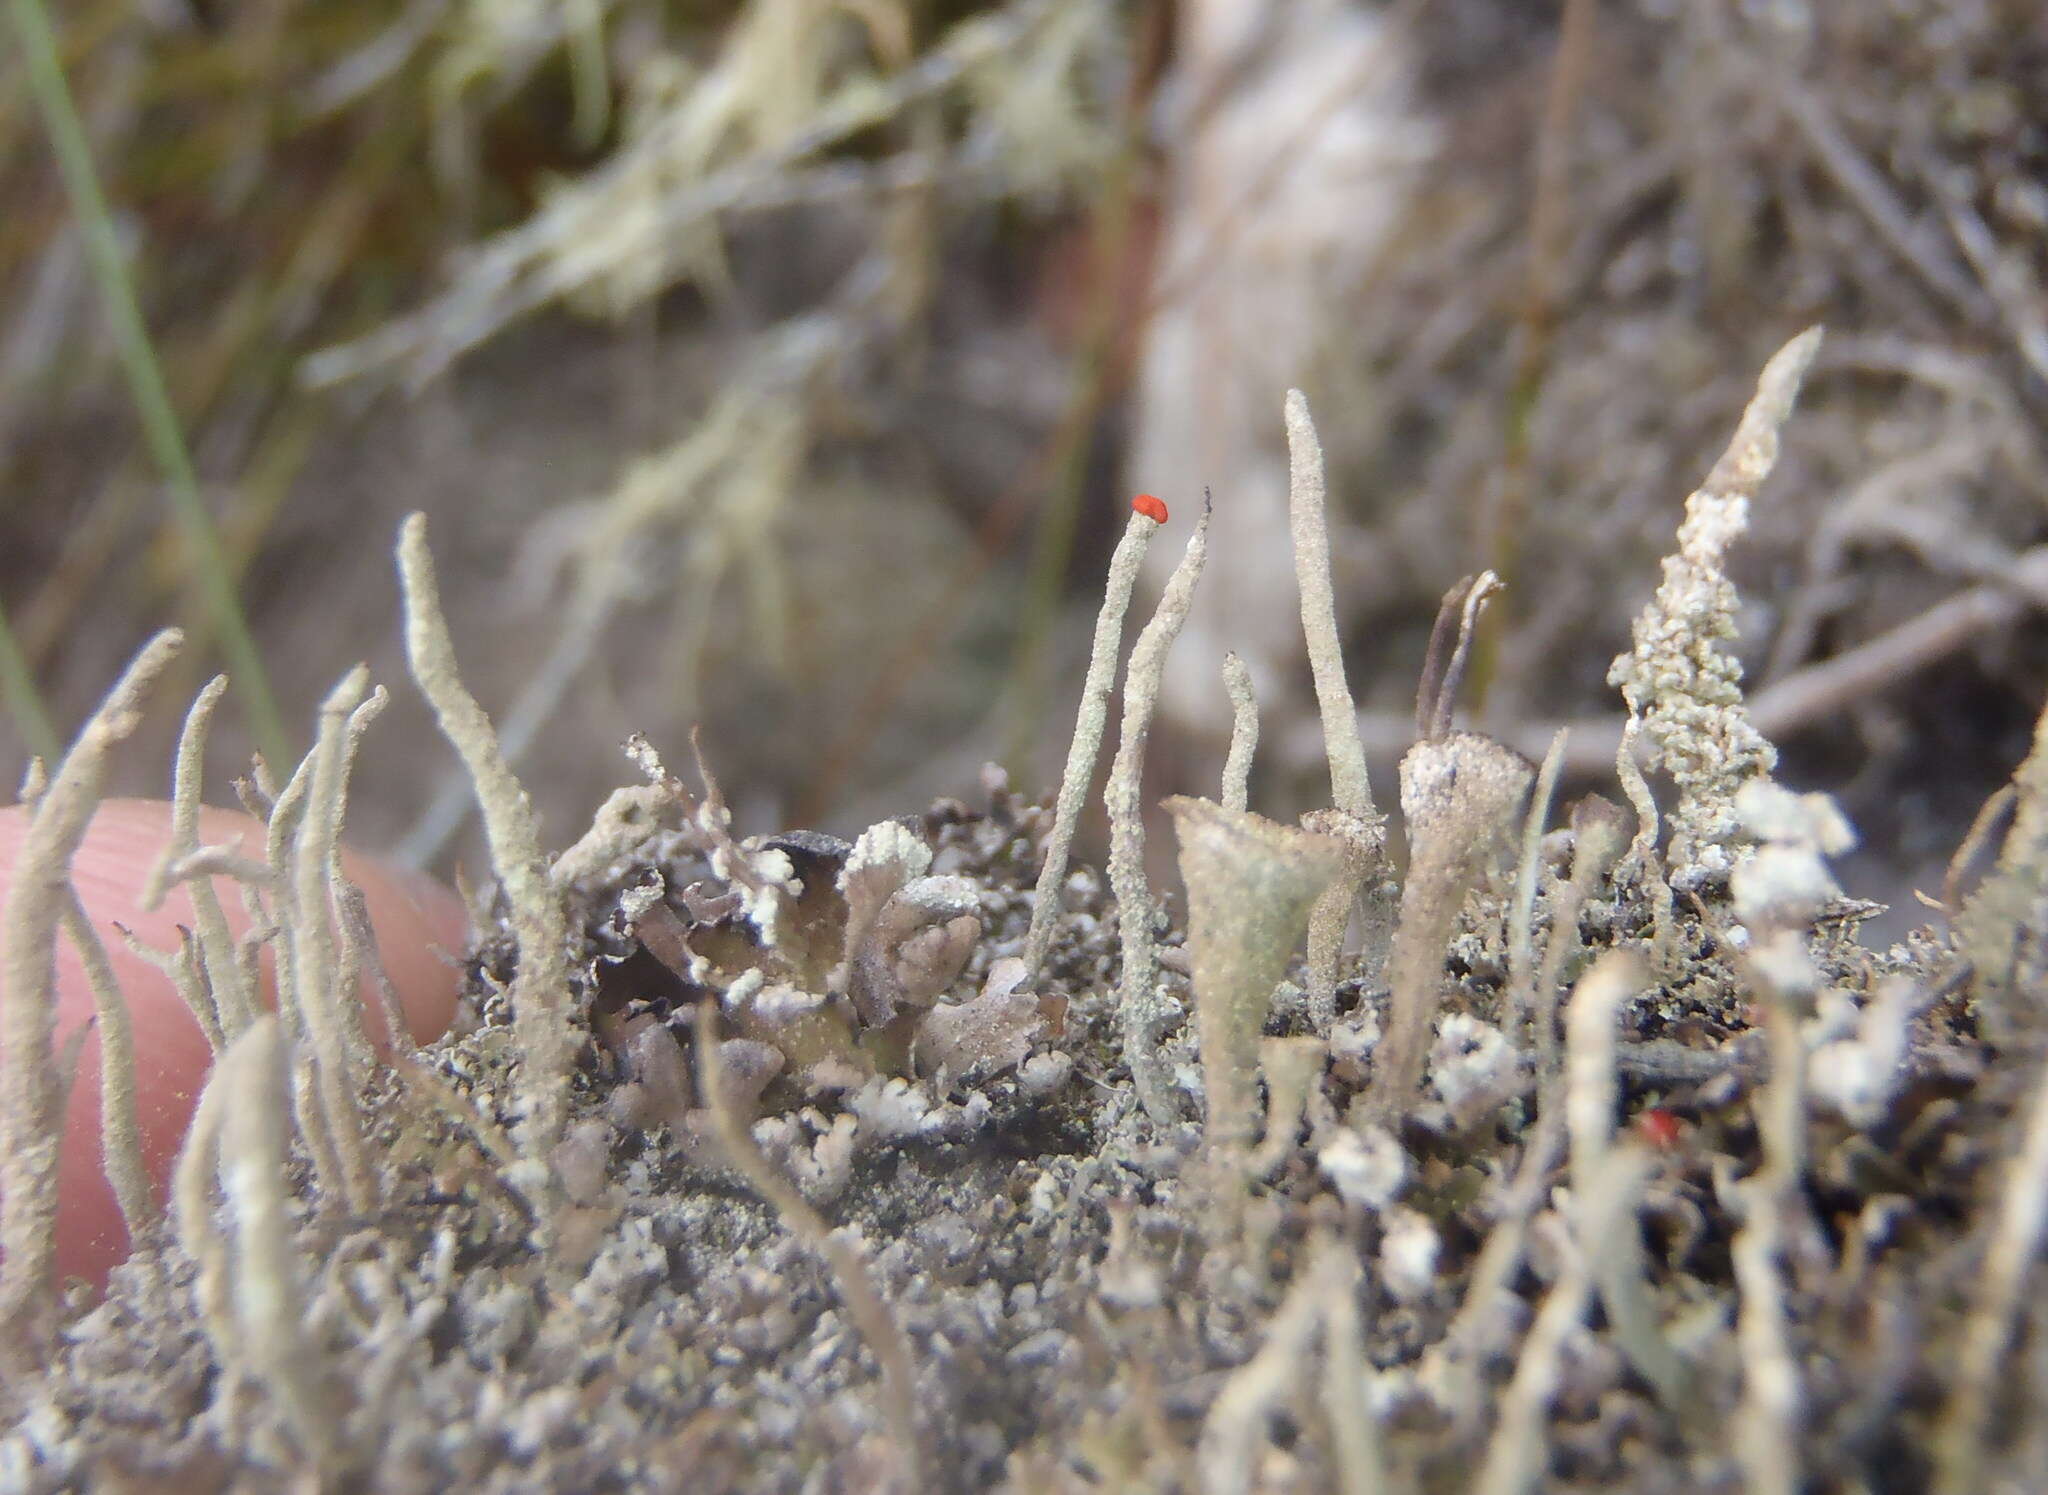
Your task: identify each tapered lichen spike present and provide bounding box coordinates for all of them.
[0,628,181,1355]
[288,664,377,1213]
[1608,327,1823,886]
[1220,652,1258,814]
[1110,501,1210,1123]
[1285,389,1373,819]
[397,513,574,1167]
[1023,501,1162,979]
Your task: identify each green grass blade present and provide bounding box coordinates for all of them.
[0,598,60,766]
[7,0,291,770]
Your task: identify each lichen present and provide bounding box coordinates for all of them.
[1608,329,1822,890]
[7,349,2042,1494]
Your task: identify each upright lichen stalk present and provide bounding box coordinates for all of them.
[1109,501,1210,1123]
[1219,652,1257,814]
[287,666,379,1213]
[1362,577,1532,1123]
[144,674,256,1040]
[212,1016,337,1466]
[1608,327,1822,887]
[1285,391,1386,1033]
[0,628,181,1364]
[1023,501,1162,980]
[398,514,575,1169]
[1283,390,1373,821]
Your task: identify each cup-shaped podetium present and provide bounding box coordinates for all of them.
[1165,797,1349,1153]
[1363,731,1536,1122]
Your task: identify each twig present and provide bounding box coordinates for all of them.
[1765,70,1982,319]
[1278,541,2048,783]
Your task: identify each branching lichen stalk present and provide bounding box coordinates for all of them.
[116,922,223,1055]
[1109,502,1209,1123]
[146,675,257,1039]
[1023,507,1159,979]
[289,666,377,1214]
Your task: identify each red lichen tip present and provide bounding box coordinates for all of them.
[1131,493,1169,524]
[1636,1107,1684,1150]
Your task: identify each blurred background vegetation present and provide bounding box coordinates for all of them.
[3,0,2045,917]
